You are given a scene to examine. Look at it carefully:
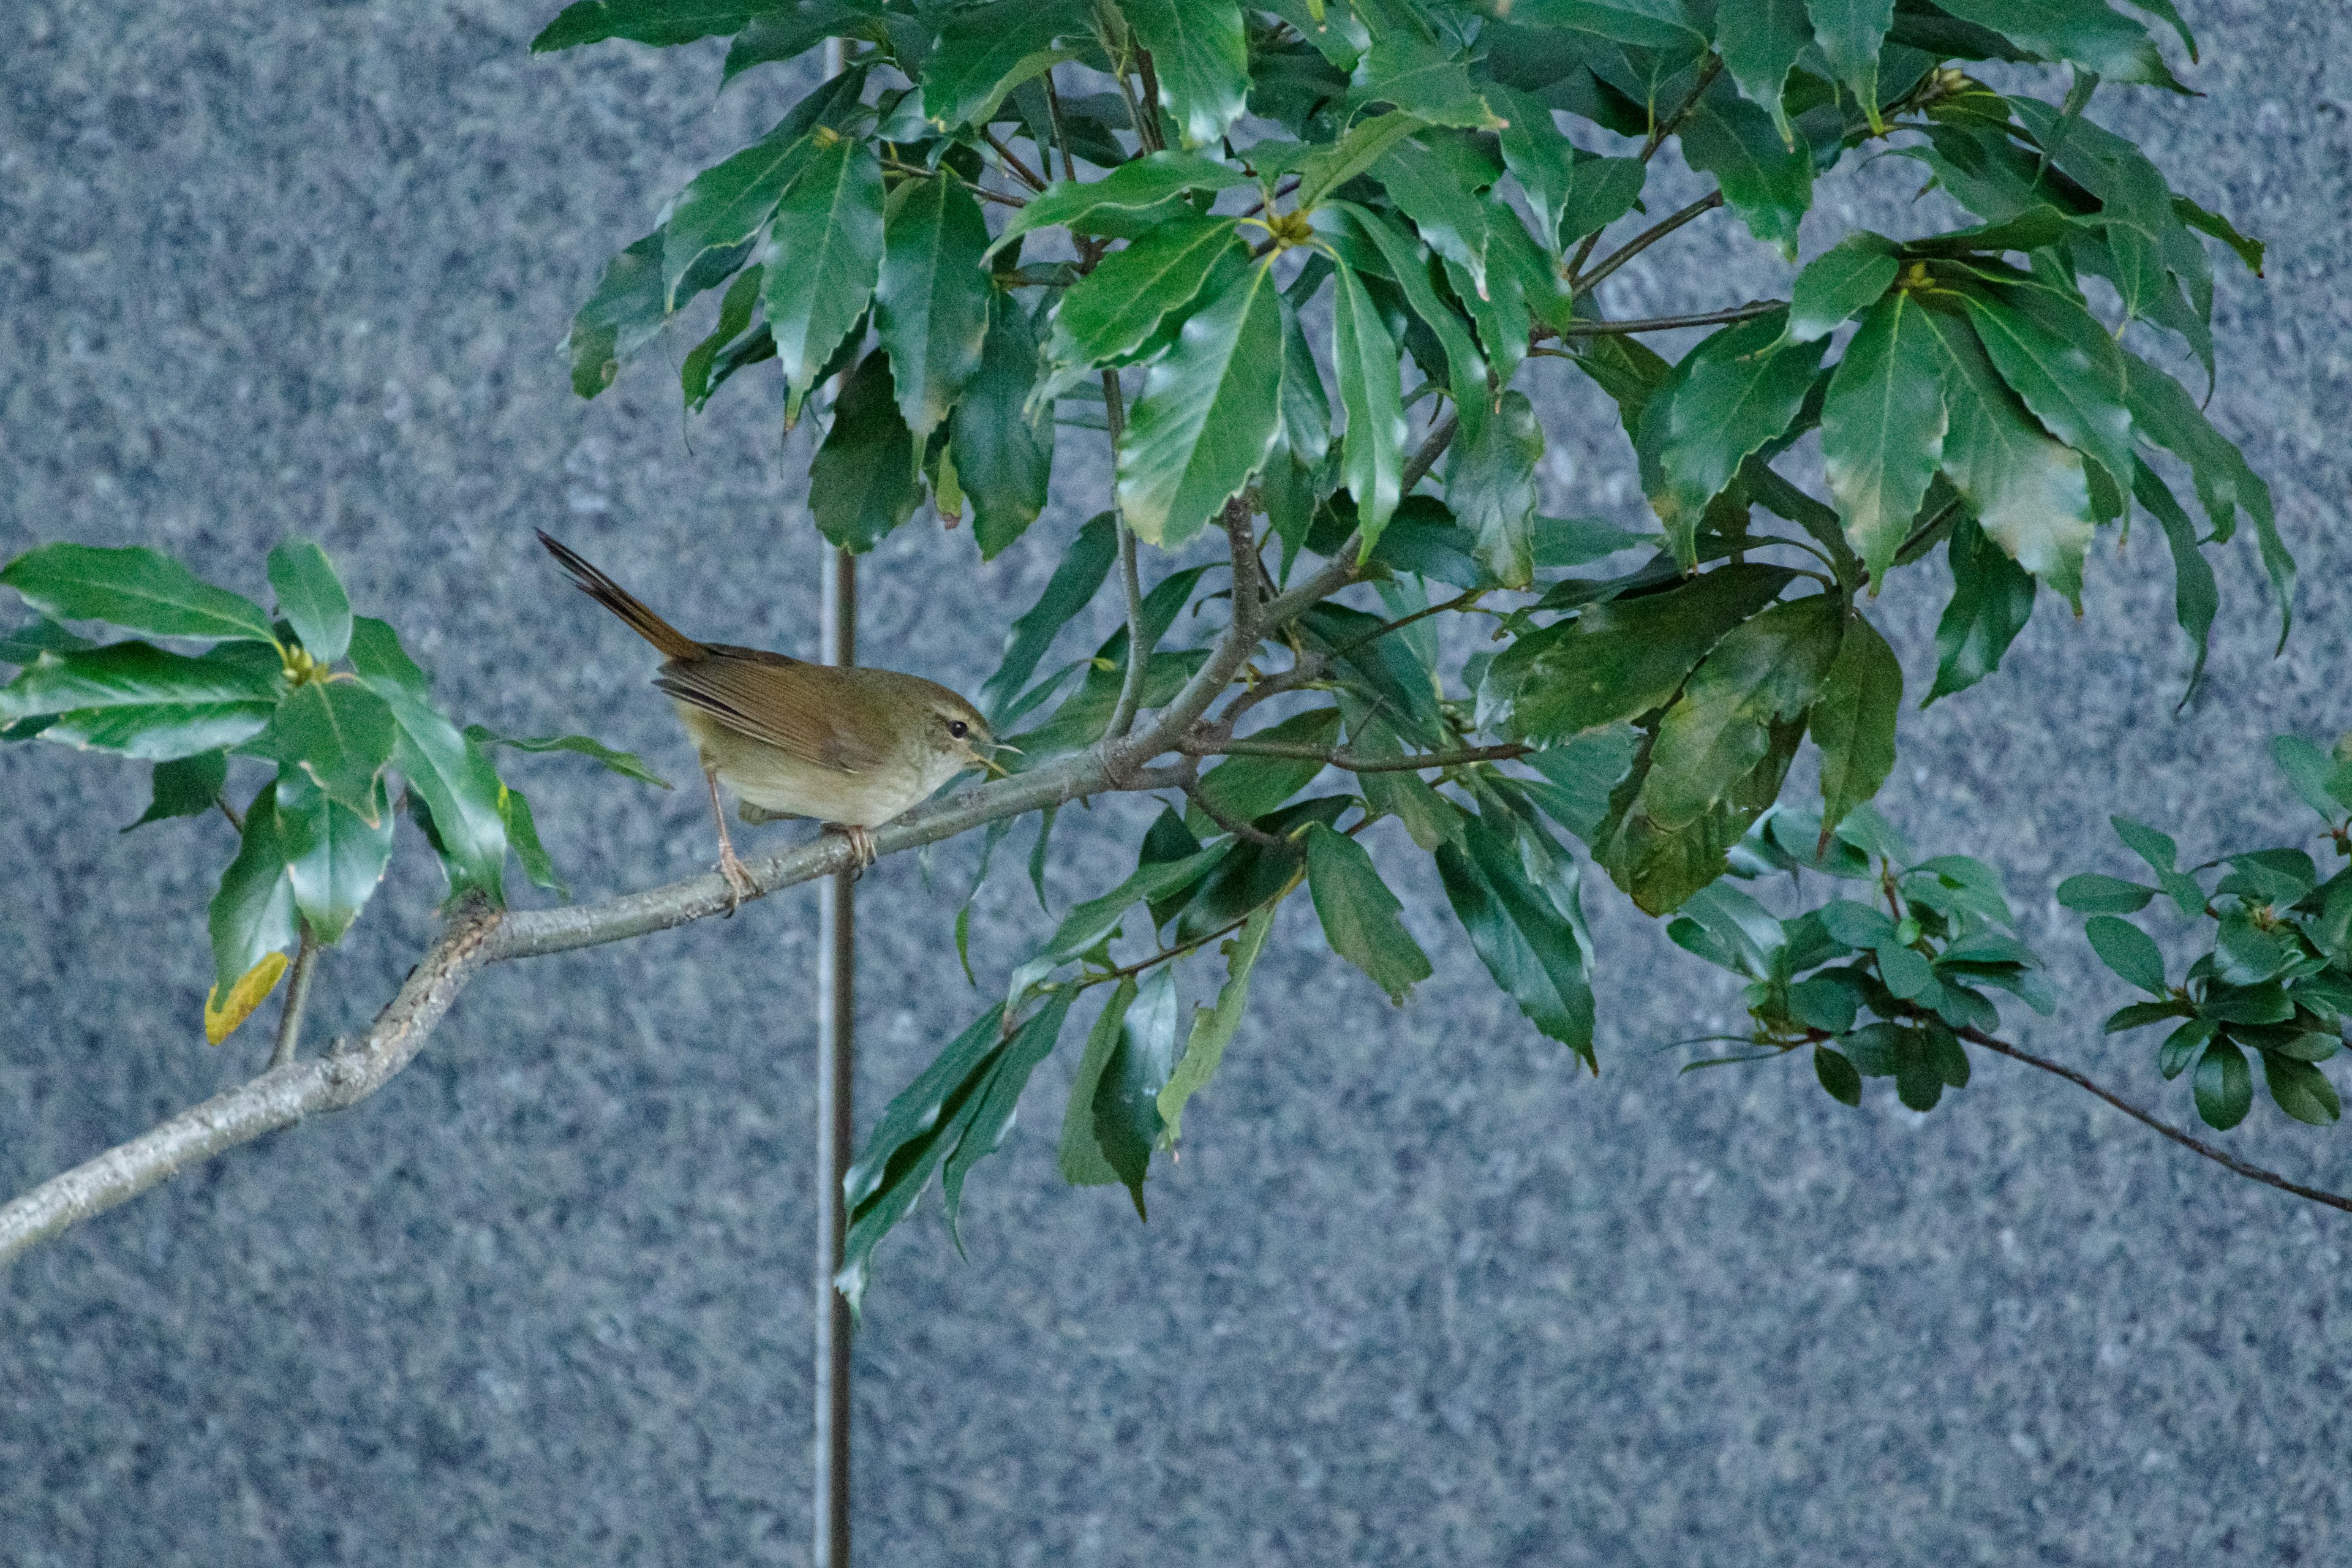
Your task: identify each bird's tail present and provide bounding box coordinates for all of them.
[537,530,703,661]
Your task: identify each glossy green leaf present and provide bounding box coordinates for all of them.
[1322,203,1488,412]
[939,992,1077,1248]
[1292,109,1427,208]
[0,642,281,760]
[1,543,277,644]
[2124,348,2290,647]
[1436,808,1596,1059]
[1506,0,1707,50]
[124,750,229,832]
[463,726,671,788]
[1806,0,1896,123]
[1934,0,2176,86]
[1006,842,1232,1004]
[1275,296,1332,466]
[1325,263,1407,557]
[1784,235,1899,345]
[1093,967,1183,1216]
[2127,459,2217,692]
[680,265,764,411]
[1648,314,1826,562]
[720,1,875,81]
[349,622,507,901]
[951,287,1057,560]
[1298,602,1444,748]
[564,232,665,397]
[875,173,992,443]
[1373,134,1493,300]
[532,0,771,51]
[2056,872,2155,913]
[209,783,298,995]
[1157,902,1278,1142]
[810,349,922,552]
[1491,88,1581,258]
[1115,258,1284,548]
[1717,0,1812,140]
[499,781,566,898]
[2193,1036,2252,1130]
[761,135,885,423]
[1913,304,2094,605]
[1814,1043,1863,1106]
[1811,611,1902,835]
[265,538,352,665]
[2261,1052,2342,1128]
[1349,29,1502,129]
[1195,707,1342,827]
[251,680,396,826]
[1125,0,1250,148]
[990,153,1249,257]
[2085,913,2165,994]
[1059,979,1136,1187]
[274,767,396,944]
[1447,390,1544,589]
[0,617,92,666]
[923,0,1085,130]
[1594,717,1802,915]
[662,125,813,312]
[1500,565,1796,744]
[1305,824,1431,1005]
[1822,292,1948,587]
[1927,514,2036,703]
[1955,285,2134,496]
[1644,596,1842,831]
[1041,215,1242,383]
[979,512,1117,718]
[1679,85,1814,260]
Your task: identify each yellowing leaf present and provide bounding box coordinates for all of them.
[204,949,290,1046]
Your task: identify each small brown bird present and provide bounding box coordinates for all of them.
[538,531,994,907]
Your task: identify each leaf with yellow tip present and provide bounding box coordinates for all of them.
[205,950,289,1046]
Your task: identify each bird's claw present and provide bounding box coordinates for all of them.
[717,848,757,914]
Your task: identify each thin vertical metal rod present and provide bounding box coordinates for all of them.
[813,37,856,1568]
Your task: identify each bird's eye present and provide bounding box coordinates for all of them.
[948,719,969,739]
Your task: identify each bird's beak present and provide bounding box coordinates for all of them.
[973,739,1019,778]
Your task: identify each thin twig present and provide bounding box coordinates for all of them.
[268,929,320,1070]
[1642,52,1724,162]
[880,156,1029,208]
[1044,69,1075,184]
[1962,1028,2352,1215]
[1134,48,1166,153]
[1183,778,1292,850]
[1539,301,1784,341]
[1191,740,1531,774]
[982,127,1047,192]
[1575,190,1726,294]
[214,796,243,833]
[1101,370,1153,742]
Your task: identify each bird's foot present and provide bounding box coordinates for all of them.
[717,846,758,914]
[823,823,878,878]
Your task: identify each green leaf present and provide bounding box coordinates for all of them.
[273,767,396,944]
[1349,29,1502,129]
[564,231,665,398]
[810,349,923,552]
[1491,88,1582,258]
[1812,611,1901,835]
[662,125,814,312]
[1275,296,1332,466]
[1643,596,1842,830]
[2084,913,2165,994]
[349,624,507,901]
[1124,0,1250,148]
[1331,258,1409,550]
[124,749,229,832]
[1932,0,2176,86]
[1041,215,1242,383]
[1954,285,2134,497]
[1594,718,1802,915]
[1814,1043,1864,1106]
[681,264,765,410]
[2171,194,2261,276]
[989,152,1249,257]
[979,512,1117,718]
[2261,1052,2342,1128]
[1321,203,1488,413]
[1195,707,1342,826]
[1007,843,1233,1004]
[1806,0,1896,123]
[922,0,1085,130]
[265,538,352,666]
[1679,84,1815,260]
[0,616,92,666]
[1157,902,1278,1142]
[1305,823,1433,1005]
[720,1,875,82]
[2124,349,2291,647]
[2129,459,2216,692]
[532,0,771,51]
[1115,258,1285,548]
[1821,292,1949,587]
[1294,109,1428,208]
[498,781,566,899]
[208,783,298,995]
[1784,235,1899,345]
[1059,979,1136,1187]
[2056,873,2155,913]
[250,680,397,826]
[2193,1035,2252,1130]
[463,726,672,788]
[1436,808,1596,1059]
[1,543,278,644]
[761,135,885,423]
[1506,0,1708,51]
[875,173,992,443]
[1647,314,1827,562]
[1927,514,2035,703]
[1373,134,1493,300]
[952,287,1057,560]
[1497,564,1796,744]
[1298,602,1444,748]
[939,992,1077,1246]
[1912,305,2094,605]
[1447,390,1545,589]
[1718,0,1812,140]
[1093,967,1183,1217]
[2269,735,2341,821]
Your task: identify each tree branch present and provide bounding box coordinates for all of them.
[269,929,321,1070]
[1573,190,1725,294]
[1099,370,1153,742]
[1534,301,1783,342]
[1190,740,1531,773]
[1183,777,1291,849]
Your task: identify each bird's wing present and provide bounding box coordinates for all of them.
[654,649,892,774]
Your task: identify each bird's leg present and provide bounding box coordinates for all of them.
[704,767,757,913]
[821,822,878,878]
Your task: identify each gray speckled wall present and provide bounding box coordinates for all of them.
[4,2,2350,1562]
